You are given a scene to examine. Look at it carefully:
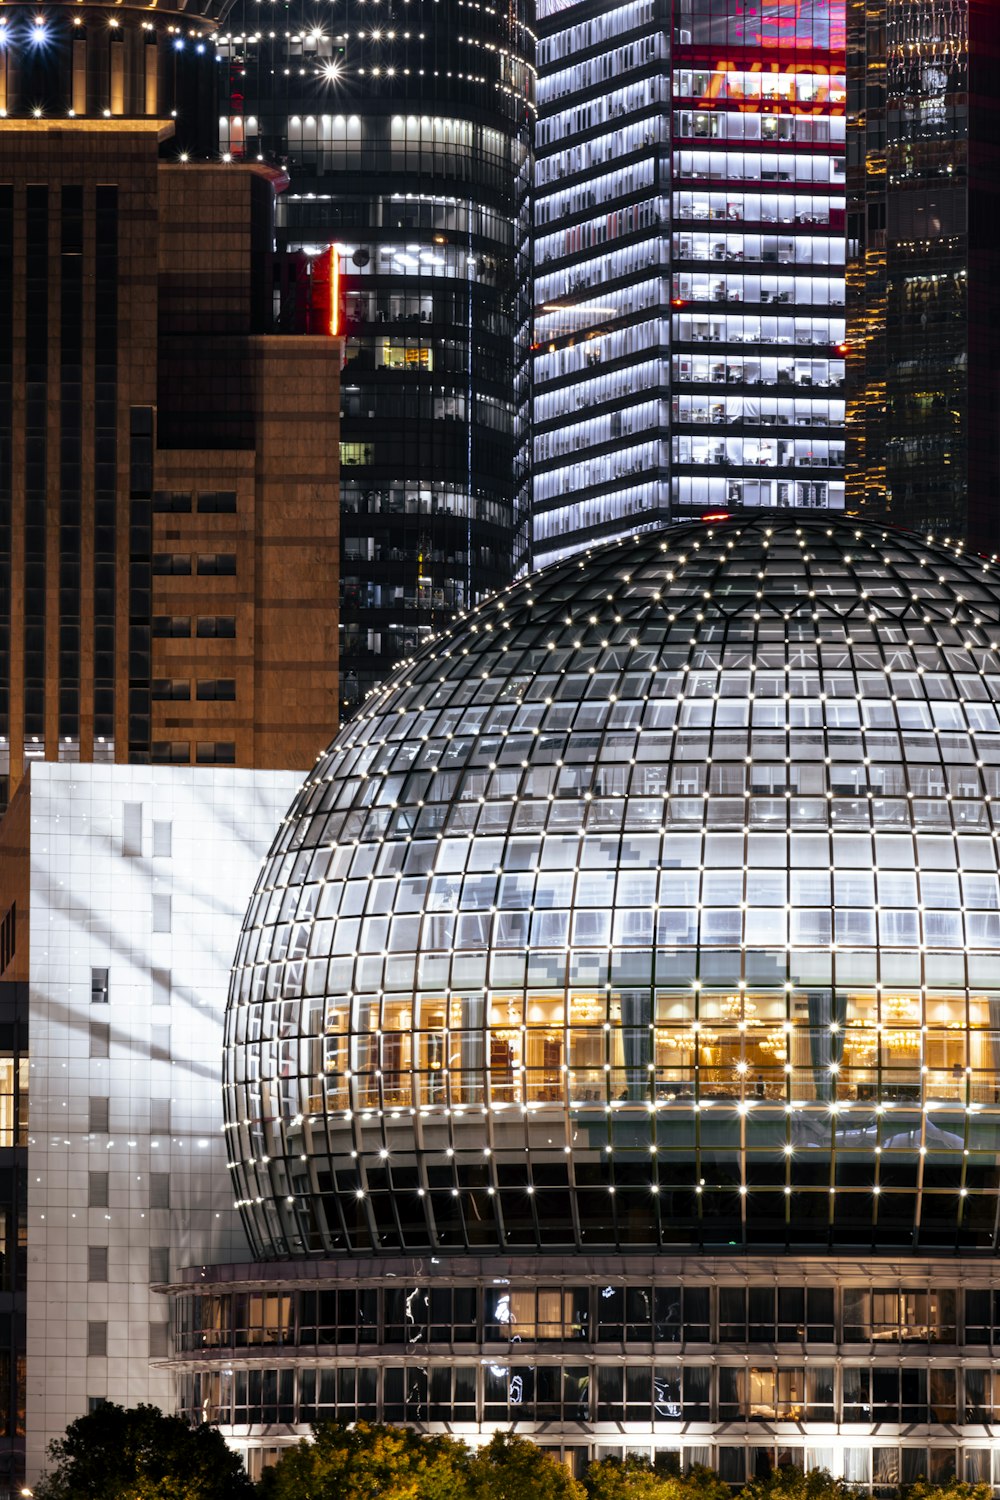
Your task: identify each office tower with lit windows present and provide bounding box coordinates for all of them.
[532,0,847,567]
[532,0,672,564]
[845,0,1000,554]
[215,0,533,715]
[0,10,342,813]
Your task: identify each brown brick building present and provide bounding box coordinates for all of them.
[0,119,341,809]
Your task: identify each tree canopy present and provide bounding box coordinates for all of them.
[36,1410,981,1500]
[34,1402,254,1500]
[740,1469,860,1500]
[470,1433,585,1500]
[257,1422,471,1500]
[584,1457,729,1500]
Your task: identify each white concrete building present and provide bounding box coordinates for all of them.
[0,763,300,1487]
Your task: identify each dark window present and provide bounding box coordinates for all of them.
[196,679,236,701]
[152,554,192,576]
[152,617,191,638]
[197,491,237,513]
[196,617,236,638]
[196,741,236,765]
[151,679,191,701]
[24,186,48,738]
[87,1247,108,1283]
[149,1173,170,1209]
[90,967,109,1005]
[152,492,192,513]
[0,902,15,973]
[149,1247,170,1282]
[197,554,237,576]
[87,1322,108,1357]
[122,802,142,856]
[151,742,190,764]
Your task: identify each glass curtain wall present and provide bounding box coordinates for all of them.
[533,0,847,568]
[216,1,533,716]
[670,0,847,518]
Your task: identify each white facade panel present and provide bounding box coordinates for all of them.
[23,764,300,1482]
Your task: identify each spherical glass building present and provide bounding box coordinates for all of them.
[172,515,1000,1480]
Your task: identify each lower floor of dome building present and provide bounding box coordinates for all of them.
[162,1254,1000,1486]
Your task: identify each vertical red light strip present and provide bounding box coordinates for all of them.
[328,245,340,337]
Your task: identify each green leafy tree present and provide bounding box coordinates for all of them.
[258,1422,472,1500]
[34,1402,253,1500]
[904,1483,992,1500]
[585,1458,729,1500]
[741,1467,860,1500]
[469,1433,585,1500]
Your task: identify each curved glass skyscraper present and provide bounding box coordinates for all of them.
[216,0,533,715]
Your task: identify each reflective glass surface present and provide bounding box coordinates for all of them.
[225,514,1000,1254]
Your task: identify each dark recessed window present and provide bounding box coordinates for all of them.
[152,617,191,638]
[196,617,236,638]
[195,741,237,765]
[152,492,192,514]
[151,741,190,764]
[151,679,191,701]
[197,554,237,576]
[196,678,236,701]
[197,492,237,514]
[152,554,192,576]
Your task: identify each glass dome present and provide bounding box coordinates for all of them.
[225,514,1000,1258]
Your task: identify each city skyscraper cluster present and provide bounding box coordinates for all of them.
[212,0,533,715]
[1,0,1000,1497]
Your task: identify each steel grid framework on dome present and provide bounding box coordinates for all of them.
[224,513,1000,1258]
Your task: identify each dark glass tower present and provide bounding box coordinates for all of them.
[217,1,534,715]
[846,0,1000,552]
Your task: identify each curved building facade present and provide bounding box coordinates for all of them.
[0,0,219,148]
[175,514,1000,1477]
[215,0,533,714]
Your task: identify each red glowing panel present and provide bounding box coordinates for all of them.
[734,1,845,52]
[328,246,341,337]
